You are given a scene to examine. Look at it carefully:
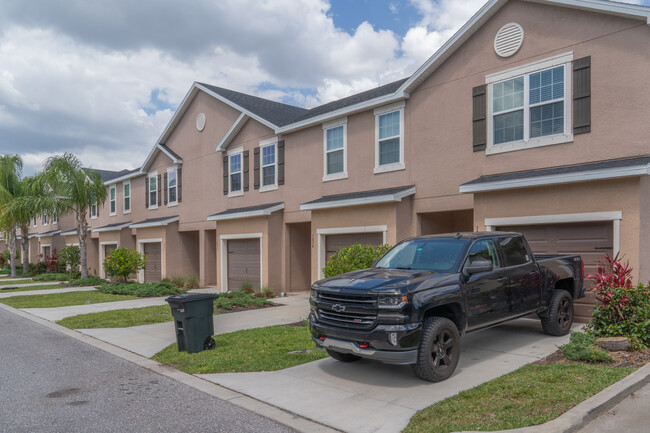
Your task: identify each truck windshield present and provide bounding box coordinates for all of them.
[375,238,469,273]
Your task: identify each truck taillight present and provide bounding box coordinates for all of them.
[581,261,584,278]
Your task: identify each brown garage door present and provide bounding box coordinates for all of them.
[227,239,260,290]
[498,222,613,322]
[325,232,384,262]
[143,242,162,282]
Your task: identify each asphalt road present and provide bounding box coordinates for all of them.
[0,308,295,433]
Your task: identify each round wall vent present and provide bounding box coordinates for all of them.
[494,23,524,58]
[196,112,206,131]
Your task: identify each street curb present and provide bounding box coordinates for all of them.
[459,361,650,433]
[0,302,339,433]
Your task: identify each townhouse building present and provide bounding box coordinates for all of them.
[8,0,647,320]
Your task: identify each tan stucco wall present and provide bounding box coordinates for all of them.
[639,176,650,284]
[473,178,642,281]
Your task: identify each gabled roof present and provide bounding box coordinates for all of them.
[300,186,416,211]
[459,155,650,193]
[141,143,183,172]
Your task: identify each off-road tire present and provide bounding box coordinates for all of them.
[540,290,574,336]
[326,349,361,362]
[413,317,461,382]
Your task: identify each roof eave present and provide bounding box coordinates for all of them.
[129,216,179,229]
[207,203,285,221]
[216,113,250,152]
[300,187,416,211]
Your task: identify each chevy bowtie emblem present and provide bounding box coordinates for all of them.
[332,304,346,312]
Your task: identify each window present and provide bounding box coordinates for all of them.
[123,181,131,213]
[228,149,243,196]
[90,201,98,219]
[109,185,116,215]
[33,216,37,227]
[167,169,177,205]
[52,213,58,224]
[498,236,530,267]
[374,102,405,173]
[487,53,572,154]
[323,119,347,181]
[467,239,501,269]
[42,214,48,225]
[260,142,277,191]
[148,174,158,208]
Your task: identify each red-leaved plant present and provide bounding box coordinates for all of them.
[586,253,632,305]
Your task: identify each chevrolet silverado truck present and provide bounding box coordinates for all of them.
[309,232,585,382]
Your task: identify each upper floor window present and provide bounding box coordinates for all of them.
[123,181,131,213]
[148,173,158,208]
[90,201,98,219]
[43,214,48,225]
[228,149,243,197]
[33,216,37,227]
[374,102,405,173]
[52,213,58,224]
[167,169,177,205]
[486,53,572,154]
[323,118,347,182]
[260,140,277,191]
[109,185,117,216]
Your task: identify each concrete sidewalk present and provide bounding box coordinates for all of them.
[79,294,310,357]
[0,286,96,298]
[198,318,580,433]
[22,296,171,322]
[0,281,62,289]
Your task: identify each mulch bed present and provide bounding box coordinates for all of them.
[535,347,650,368]
[215,303,277,314]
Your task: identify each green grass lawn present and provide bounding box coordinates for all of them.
[404,363,635,433]
[153,323,328,373]
[0,278,34,286]
[0,291,139,308]
[0,285,75,293]
[57,292,273,329]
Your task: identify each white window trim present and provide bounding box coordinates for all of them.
[374,101,405,174]
[148,172,159,209]
[52,213,58,224]
[259,137,278,192]
[90,202,98,219]
[99,241,119,279]
[484,211,622,257]
[219,233,263,293]
[42,214,48,226]
[322,117,348,182]
[486,52,574,155]
[166,167,178,207]
[138,238,164,283]
[33,217,37,228]
[123,180,131,214]
[316,225,388,279]
[228,147,244,197]
[109,185,117,216]
[40,243,51,260]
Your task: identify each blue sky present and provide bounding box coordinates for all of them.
[0,0,648,175]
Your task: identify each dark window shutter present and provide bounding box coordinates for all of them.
[573,56,591,135]
[163,172,168,205]
[243,150,249,192]
[145,177,149,208]
[157,174,161,206]
[278,140,285,185]
[253,148,260,190]
[177,167,182,203]
[223,156,228,195]
[472,85,487,151]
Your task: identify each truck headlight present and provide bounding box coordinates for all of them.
[378,295,408,309]
[310,289,319,304]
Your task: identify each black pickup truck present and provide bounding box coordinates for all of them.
[309,232,585,382]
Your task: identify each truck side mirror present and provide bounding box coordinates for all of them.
[465,260,493,274]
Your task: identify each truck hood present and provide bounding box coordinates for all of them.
[317,268,458,291]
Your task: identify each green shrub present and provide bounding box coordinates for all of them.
[97,282,185,297]
[103,247,146,283]
[58,245,81,274]
[33,273,69,282]
[261,286,276,298]
[215,291,270,309]
[168,276,185,288]
[322,243,392,278]
[586,255,650,350]
[240,280,255,294]
[183,275,200,290]
[66,276,105,287]
[29,262,47,276]
[560,332,612,363]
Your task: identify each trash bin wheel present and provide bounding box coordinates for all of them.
[203,337,216,350]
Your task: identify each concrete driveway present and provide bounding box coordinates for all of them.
[199,318,580,433]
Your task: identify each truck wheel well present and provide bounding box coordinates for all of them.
[422,304,463,333]
[554,278,575,298]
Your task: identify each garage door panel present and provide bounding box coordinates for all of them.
[227,239,260,290]
[325,233,383,262]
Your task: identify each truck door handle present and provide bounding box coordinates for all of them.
[497,277,507,283]
[528,271,538,277]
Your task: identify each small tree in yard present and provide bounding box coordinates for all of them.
[104,247,146,283]
[59,245,81,275]
[323,243,392,278]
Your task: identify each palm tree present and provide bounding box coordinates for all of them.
[0,155,23,277]
[11,154,107,279]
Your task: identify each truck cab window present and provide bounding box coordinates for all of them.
[467,239,500,268]
[499,236,530,266]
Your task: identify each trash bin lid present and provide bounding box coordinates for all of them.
[165,293,218,304]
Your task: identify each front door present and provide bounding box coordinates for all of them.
[143,242,162,282]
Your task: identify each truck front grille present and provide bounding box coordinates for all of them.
[316,291,377,329]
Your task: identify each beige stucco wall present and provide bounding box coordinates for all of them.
[639,176,650,284]
[473,178,642,281]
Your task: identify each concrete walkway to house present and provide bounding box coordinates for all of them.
[0,286,96,298]
[22,297,171,322]
[198,318,581,433]
[0,277,33,281]
[0,281,62,289]
[78,294,309,357]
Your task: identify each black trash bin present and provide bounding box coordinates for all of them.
[165,293,218,354]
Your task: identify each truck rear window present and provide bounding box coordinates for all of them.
[375,238,469,273]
